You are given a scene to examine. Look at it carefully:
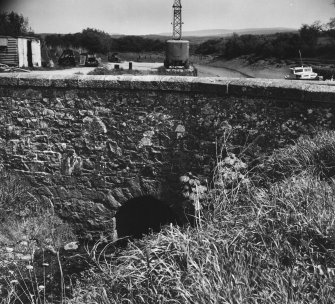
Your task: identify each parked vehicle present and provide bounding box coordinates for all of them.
[108,52,121,63]
[58,49,76,66]
[285,66,322,80]
[84,53,99,67]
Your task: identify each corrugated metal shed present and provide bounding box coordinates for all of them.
[0,36,18,66]
[0,35,41,67]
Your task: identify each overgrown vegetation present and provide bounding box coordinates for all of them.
[2,129,335,303]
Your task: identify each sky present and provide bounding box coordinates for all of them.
[1,0,335,35]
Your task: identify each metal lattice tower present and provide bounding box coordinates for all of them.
[172,0,182,40]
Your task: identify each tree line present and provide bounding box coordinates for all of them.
[0,11,33,36]
[196,19,335,59]
[44,28,165,53]
[0,11,165,54]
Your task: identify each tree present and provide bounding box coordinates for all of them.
[195,38,224,55]
[224,33,244,58]
[299,21,322,54]
[0,11,32,36]
[80,28,113,53]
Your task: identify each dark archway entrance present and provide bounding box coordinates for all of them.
[115,195,179,239]
[27,40,33,67]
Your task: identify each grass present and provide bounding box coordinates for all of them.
[270,130,335,178]
[2,130,335,303]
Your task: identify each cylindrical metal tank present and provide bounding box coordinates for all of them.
[165,40,189,68]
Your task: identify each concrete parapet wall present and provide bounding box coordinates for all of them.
[1,74,335,101]
[1,74,335,238]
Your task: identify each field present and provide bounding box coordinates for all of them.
[1,127,335,303]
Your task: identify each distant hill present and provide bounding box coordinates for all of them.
[157,27,297,37]
[39,27,297,40]
[143,27,299,45]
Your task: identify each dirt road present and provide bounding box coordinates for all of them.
[30,67,97,75]
[106,62,162,71]
[25,62,162,76]
[29,63,245,78]
[195,64,252,78]
[202,58,289,79]
[0,60,283,79]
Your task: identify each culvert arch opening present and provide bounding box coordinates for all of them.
[115,195,180,239]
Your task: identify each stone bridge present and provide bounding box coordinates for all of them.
[1,74,335,239]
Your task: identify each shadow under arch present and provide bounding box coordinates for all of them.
[115,195,181,240]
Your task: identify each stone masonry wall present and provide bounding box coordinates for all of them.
[1,74,335,238]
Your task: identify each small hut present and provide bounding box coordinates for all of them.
[0,35,41,68]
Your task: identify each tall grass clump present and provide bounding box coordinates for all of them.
[70,130,335,304]
[268,129,335,179]
[0,169,77,304]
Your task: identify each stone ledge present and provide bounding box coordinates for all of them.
[1,73,335,102]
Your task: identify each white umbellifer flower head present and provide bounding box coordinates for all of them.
[64,241,79,251]
[224,154,237,166]
[179,175,190,183]
[26,265,33,270]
